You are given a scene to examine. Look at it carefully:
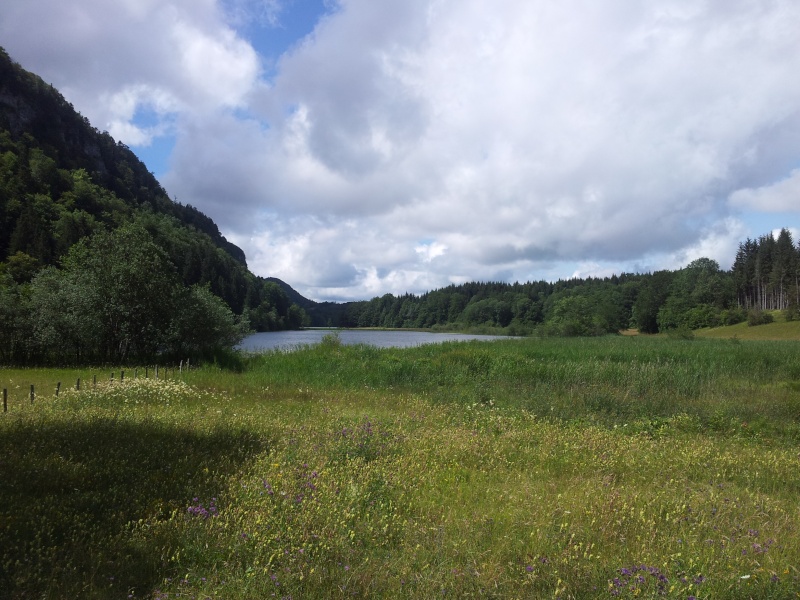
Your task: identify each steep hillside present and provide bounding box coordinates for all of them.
[0,47,311,338]
[0,47,245,266]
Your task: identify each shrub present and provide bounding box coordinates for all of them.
[783,303,800,322]
[684,304,720,329]
[320,330,343,349]
[747,309,774,326]
[721,307,747,325]
[666,325,695,340]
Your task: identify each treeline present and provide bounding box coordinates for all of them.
[0,221,315,364]
[0,224,249,364]
[733,229,798,311]
[338,235,800,335]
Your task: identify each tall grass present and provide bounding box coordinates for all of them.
[193,336,800,440]
[2,335,799,598]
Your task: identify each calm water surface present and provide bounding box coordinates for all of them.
[238,329,511,352]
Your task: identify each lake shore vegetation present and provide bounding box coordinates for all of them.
[2,335,799,598]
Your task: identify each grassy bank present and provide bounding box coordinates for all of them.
[2,336,800,598]
[695,316,800,341]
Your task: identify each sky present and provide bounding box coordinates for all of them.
[2,0,800,302]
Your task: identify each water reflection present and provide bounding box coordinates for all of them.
[238,329,511,352]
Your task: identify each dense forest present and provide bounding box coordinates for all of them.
[336,233,800,335]
[0,47,310,363]
[1,47,798,365]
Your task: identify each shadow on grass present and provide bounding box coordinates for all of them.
[0,417,270,600]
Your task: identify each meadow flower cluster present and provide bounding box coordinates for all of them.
[607,564,693,596]
[55,376,219,410]
[187,497,218,519]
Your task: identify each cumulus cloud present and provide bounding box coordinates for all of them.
[0,0,260,140]
[2,0,800,301]
[729,169,800,213]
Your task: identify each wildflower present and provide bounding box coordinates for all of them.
[187,497,218,519]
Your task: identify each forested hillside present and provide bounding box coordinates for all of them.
[0,48,309,364]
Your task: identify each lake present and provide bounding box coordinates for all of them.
[238,329,512,352]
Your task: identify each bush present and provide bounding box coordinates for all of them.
[784,303,800,322]
[666,326,695,340]
[720,307,747,326]
[320,331,343,349]
[747,309,774,326]
[684,304,720,329]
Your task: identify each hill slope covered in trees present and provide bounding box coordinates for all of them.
[0,48,310,364]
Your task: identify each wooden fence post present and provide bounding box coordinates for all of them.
[55,382,60,397]
[30,384,34,405]
[110,372,114,381]
[93,374,97,387]
[145,366,148,378]
[155,365,159,379]
[3,388,7,413]
[121,370,125,382]
[76,378,80,391]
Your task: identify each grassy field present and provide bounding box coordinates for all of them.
[695,317,800,341]
[2,335,800,599]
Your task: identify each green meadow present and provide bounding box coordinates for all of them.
[2,335,800,599]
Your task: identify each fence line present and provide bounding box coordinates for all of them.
[2,360,193,414]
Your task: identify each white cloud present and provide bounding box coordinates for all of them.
[2,0,800,301]
[415,241,448,264]
[661,218,749,271]
[101,84,181,145]
[729,169,800,213]
[0,0,259,133]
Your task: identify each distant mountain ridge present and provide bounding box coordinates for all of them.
[264,277,349,326]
